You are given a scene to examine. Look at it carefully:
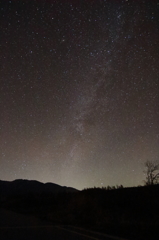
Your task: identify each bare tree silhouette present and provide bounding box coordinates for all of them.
[144,160,159,185]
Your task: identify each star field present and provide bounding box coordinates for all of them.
[0,0,159,189]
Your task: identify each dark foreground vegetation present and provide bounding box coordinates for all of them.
[1,180,159,240]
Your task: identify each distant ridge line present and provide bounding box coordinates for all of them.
[0,179,79,197]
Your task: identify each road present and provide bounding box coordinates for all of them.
[0,209,128,240]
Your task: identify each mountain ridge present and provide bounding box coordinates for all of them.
[0,179,79,197]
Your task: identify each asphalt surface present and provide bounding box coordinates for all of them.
[0,209,128,240]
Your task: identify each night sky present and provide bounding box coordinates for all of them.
[0,0,159,190]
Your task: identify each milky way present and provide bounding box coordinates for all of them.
[0,0,159,189]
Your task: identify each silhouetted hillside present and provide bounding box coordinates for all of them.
[0,179,78,198]
[1,180,159,240]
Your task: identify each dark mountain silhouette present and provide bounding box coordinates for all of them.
[0,179,78,198]
[1,180,159,240]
